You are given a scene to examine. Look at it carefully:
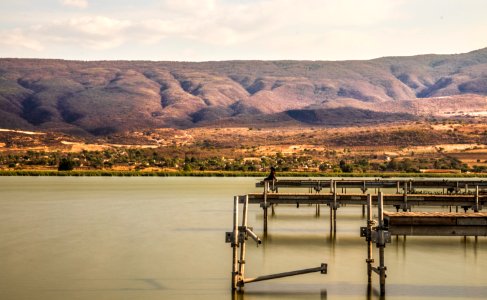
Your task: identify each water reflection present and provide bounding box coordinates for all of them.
[235,283,487,299]
[232,289,328,300]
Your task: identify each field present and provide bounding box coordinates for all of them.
[1,119,487,174]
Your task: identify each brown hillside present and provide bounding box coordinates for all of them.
[1,47,487,135]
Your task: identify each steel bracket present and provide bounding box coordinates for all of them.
[371,230,391,245]
[225,232,234,243]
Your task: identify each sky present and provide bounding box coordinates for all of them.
[0,0,486,61]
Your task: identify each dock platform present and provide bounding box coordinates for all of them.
[227,178,487,296]
[385,211,487,236]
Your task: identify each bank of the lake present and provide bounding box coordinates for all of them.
[1,169,487,178]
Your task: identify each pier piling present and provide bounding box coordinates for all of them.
[231,196,239,290]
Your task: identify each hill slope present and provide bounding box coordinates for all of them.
[1,47,487,135]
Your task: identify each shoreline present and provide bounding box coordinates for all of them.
[1,170,486,178]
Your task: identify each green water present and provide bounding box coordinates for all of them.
[0,177,485,300]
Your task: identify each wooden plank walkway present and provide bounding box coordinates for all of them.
[256,179,487,189]
[240,193,485,208]
[384,212,487,236]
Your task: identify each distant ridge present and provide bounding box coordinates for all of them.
[1,47,487,136]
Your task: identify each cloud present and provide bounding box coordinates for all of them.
[1,0,485,60]
[0,0,404,52]
[61,0,88,9]
[161,0,216,16]
[0,28,44,51]
[43,16,132,49]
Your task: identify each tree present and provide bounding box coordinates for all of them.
[339,160,353,172]
[58,158,75,171]
[183,164,192,172]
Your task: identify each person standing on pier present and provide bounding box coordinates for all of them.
[265,166,277,182]
[264,166,277,193]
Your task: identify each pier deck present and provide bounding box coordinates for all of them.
[256,178,487,190]
[241,192,485,208]
[385,211,487,236]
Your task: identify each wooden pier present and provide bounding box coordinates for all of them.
[226,178,487,296]
[256,178,487,192]
[385,211,487,236]
[242,192,484,208]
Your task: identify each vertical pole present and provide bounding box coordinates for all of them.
[329,206,333,233]
[333,207,337,234]
[362,182,366,217]
[366,194,373,283]
[232,196,239,290]
[238,195,249,285]
[403,182,408,212]
[378,191,386,296]
[263,181,268,234]
[333,181,337,233]
[396,181,400,194]
[475,185,479,212]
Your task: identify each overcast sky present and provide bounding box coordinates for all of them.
[0,0,486,61]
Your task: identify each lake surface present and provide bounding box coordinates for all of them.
[0,177,486,300]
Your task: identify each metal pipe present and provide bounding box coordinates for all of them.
[232,196,239,290]
[366,194,373,283]
[263,181,268,233]
[475,185,479,212]
[333,207,337,233]
[243,264,327,284]
[246,228,262,244]
[238,195,249,283]
[378,191,386,296]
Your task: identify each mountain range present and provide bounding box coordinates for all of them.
[1,48,487,136]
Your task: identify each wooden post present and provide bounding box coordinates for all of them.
[232,196,239,290]
[378,191,386,296]
[366,194,373,283]
[238,195,249,286]
[396,181,400,194]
